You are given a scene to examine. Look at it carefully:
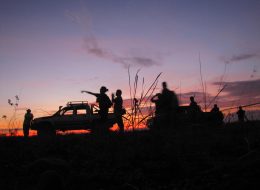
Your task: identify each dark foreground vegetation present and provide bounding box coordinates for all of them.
[1,121,260,190]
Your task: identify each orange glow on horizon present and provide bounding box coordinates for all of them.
[0,122,148,137]
[1,103,259,137]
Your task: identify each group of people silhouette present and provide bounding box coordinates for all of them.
[150,82,179,128]
[23,81,248,137]
[82,87,125,133]
[149,82,247,128]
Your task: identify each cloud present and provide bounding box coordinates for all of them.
[129,57,160,67]
[223,53,258,64]
[181,91,207,98]
[179,91,214,105]
[64,7,161,68]
[210,79,260,109]
[83,36,161,68]
[113,56,160,68]
[213,79,260,99]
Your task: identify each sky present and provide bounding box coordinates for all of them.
[1,0,260,128]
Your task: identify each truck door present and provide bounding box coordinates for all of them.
[53,108,77,130]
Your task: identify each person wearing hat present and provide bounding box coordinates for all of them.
[23,109,34,138]
[81,86,112,121]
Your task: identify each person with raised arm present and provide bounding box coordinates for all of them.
[81,86,112,122]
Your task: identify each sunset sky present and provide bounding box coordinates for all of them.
[1,0,260,129]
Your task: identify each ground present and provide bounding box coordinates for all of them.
[0,121,260,190]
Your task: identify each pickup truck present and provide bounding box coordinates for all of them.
[31,101,116,136]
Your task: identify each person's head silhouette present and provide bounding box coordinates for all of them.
[116,89,122,97]
[100,86,108,94]
[162,82,167,90]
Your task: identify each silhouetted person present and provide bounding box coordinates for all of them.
[210,104,223,124]
[112,89,125,133]
[237,106,246,122]
[160,82,179,127]
[82,86,112,122]
[151,93,164,129]
[211,104,219,113]
[151,93,162,116]
[189,96,201,122]
[189,96,198,109]
[23,109,33,138]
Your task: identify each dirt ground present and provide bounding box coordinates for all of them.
[0,121,260,190]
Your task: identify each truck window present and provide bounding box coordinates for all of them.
[77,109,87,115]
[63,109,74,115]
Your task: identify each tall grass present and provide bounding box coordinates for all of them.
[124,66,162,130]
[7,96,20,136]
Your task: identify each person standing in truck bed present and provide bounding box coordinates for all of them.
[82,86,112,121]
